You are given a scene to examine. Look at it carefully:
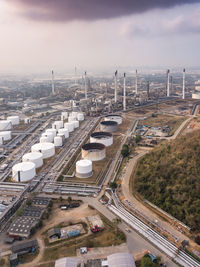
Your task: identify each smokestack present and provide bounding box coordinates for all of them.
[51,70,55,95]
[147,81,150,100]
[114,70,118,103]
[171,76,173,93]
[183,68,186,100]
[123,73,126,111]
[135,69,138,94]
[84,71,87,100]
[74,66,77,85]
[167,69,170,97]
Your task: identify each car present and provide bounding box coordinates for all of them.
[125,228,131,233]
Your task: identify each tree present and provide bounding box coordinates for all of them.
[68,196,72,202]
[141,255,155,267]
[59,196,63,202]
[26,199,32,206]
[195,235,200,245]
[48,200,53,208]
[121,144,130,157]
[110,182,117,190]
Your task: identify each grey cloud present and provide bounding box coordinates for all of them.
[10,0,200,22]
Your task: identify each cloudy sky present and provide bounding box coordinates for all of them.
[1,0,200,73]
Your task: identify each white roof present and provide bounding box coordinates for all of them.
[23,152,43,160]
[32,142,54,150]
[107,253,136,267]
[13,162,36,172]
[76,159,92,167]
[55,257,78,267]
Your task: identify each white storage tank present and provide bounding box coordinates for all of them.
[22,152,43,168]
[12,162,36,182]
[0,131,12,142]
[90,132,113,147]
[54,136,63,147]
[24,117,31,124]
[104,115,122,125]
[42,132,54,142]
[57,133,65,142]
[46,129,57,138]
[0,120,12,131]
[61,112,68,120]
[31,143,55,159]
[68,116,77,123]
[77,113,84,121]
[52,121,64,130]
[58,128,69,138]
[0,137,3,145]
[40,136,50,143]
[7,116,20,126]
[76,159,92,178]
[71,111,78,119]
[82,143,106,161]
[72,120,79,128]
[64,122,74,133]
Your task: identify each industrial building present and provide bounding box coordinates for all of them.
[55,257,79,267]
[82,143,106,161]
[11,239,38,254]
[90,132,113,147]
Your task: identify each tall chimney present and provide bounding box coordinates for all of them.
[183,68,186,99]
[114,70,118,103]
[167,69,170,97]
[135,69,138,94]
[84,71,87,100]
[51,70,55,95]
[147,81,150,100]
[74,66,77,85]
[123,73,126,111]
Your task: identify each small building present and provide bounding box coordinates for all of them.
[11,239,38,255]
[10,253,18,267]
[48,228,61,240]
[55,257,78,267]
[8,216,38,239]
[23,206,43,218]
[32,197,50,207]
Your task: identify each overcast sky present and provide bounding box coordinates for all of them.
[1,0,200,73]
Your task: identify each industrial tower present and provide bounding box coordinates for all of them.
[167,69,170,97]
[84,71,87,100]
[114,70,118,103]
[183,68,186,100]
[51,70,55,95]
[135,69,138,94]
[123,73,126,111]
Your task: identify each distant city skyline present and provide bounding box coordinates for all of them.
[1,0,200,73]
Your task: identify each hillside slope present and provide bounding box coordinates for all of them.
[134,130,200,232]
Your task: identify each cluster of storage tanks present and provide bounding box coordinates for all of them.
[75,114,122,179]
[12,111,84,182]
[0,115,31,145]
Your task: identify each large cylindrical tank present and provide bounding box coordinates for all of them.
[82,143,106,161]
[57,133,65,142]
[45,129,57,138]
[0,120,12,131]
[61,112,68,120]
[68,116,77,123]
[24,117,31,124]
[100,121,118,132]
[104,115,122,125]
[31,143,55,159]
[77,113,84,121]
[58,128,69,138]
[76,159,93,178]
[90,132,113,147]
[40,136,50,143]
[22,152,43,168]
[52,121,64,130]
[72,120,79,128]
[7,116,20,126]
[0,131,12,142]
[42,132,54,142]
[54,136,63,147]
[12,162,36,182]
[64,122,74,133]
[71,111,78,119]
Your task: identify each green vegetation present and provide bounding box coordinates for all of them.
[110,181,117,190]
[135,134,142,144]
[121,144,130,157]
[134,130,200,232]
[140,254,161,267]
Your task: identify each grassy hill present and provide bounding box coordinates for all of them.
[134,130,200,232]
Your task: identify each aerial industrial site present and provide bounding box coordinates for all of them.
[0,68,200,267]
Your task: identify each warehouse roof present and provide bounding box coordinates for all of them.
[32,197,50,207]
[11,239,38,253]
[23,206,43,218]
[107,253,136,267]
[55,257,78,267]
[8,216,38,238]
